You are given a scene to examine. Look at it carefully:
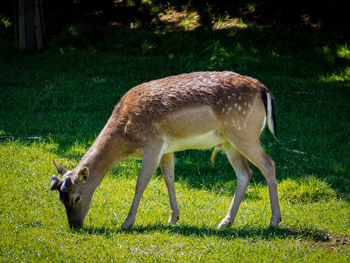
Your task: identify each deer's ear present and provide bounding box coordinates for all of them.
[78,167,89,183]
[53,160,67,175]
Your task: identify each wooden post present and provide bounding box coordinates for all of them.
[34,0,44,49]
[25,0,35,50]
[17,0,26,49]
[14,0,45,50]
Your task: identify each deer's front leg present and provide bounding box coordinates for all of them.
[160,153,179,225]
[121,142,163,229]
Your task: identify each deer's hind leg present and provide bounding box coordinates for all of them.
[224,132,281,228]
[217,142,253,229]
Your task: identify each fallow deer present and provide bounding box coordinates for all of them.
[50,71,281,230]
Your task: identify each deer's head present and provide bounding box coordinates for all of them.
[50,160,93,229]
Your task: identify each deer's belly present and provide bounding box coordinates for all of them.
[129,131,225,160]
[163,131,225,154]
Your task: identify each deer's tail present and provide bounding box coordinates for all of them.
[261,89,278,141]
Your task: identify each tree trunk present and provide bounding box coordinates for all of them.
[34,0,44,49]
[14,0,44,50]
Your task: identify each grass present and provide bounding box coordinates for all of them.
[1,22,350,261]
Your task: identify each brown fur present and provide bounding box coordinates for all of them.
[50,71,281,230]
[111,72,265,145]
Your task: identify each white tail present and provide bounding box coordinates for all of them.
[49,71,281,230]
[266,91,279,141]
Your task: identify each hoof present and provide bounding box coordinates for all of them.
[217,217,232,230]
[168,215,179,225]
[121,221,134,230]
[269,216,281,228]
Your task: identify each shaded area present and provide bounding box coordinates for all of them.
[2,0,350,34]
[82,223,350,248]
[1,0,350,50]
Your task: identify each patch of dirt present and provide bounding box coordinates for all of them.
[306,234,350,253]
[279,227,350,253]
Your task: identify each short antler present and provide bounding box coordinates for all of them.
[50,175,62,191]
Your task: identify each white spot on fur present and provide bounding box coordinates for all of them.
[238,96,241,100]
[234,103,238,108]
[228,96,231,99]
[238,105,241,111]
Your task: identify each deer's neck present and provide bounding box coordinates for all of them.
[78,118,128,187]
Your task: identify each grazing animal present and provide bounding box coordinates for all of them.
[50,71,281,229]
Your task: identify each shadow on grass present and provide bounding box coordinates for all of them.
[81,223,336,243]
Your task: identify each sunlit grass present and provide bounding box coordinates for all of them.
[337,44,350,59]
[156,9,200,31]
[0,141,349,261]
[213,16,248,30]
[319,66,350,82]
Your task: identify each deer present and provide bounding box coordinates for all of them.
[50,71,281,230]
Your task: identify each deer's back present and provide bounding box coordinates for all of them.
[113,71,267,144]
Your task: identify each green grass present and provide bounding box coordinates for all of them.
[1,24,350,261]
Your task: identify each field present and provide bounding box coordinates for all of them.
[1,21,350,261]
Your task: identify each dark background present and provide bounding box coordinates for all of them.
[1,0,349,40]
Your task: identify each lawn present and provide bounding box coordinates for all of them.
[0,22,349,261]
